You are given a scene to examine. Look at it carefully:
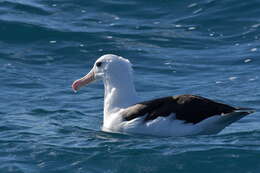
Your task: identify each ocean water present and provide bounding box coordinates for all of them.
[1,0,260,172]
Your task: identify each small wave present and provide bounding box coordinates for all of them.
[1,1,52,15]
[30,108,85,116]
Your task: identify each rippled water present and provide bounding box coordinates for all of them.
[1,0,260,172]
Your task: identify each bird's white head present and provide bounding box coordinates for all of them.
[72,54,133,92]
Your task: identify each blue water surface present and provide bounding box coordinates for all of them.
[1,0,260,172]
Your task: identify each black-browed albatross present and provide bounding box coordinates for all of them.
[72,54,255,136]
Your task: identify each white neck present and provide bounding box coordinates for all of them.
[103,71,139,119]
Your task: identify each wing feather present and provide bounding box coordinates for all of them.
[122,95,236,124]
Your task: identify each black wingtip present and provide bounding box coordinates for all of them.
[235,107,256,114]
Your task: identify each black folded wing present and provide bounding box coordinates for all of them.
[121,95,236,124]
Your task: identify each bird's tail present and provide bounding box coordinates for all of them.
[197,108,255,135]
[219,108,255,125]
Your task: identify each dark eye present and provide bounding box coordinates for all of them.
[96,62,102,67]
